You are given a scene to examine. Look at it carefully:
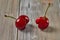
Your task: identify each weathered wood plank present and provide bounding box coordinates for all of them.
[0,0,60,40]
[0,0,19,40]
[18,0,60,40]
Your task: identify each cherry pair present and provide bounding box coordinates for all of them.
[16,15,49,31]
[15,3,50,31]
[5,3,50,31]
[5,14,49,31]
[16,15,49,30]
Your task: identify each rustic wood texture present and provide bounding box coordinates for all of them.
[0,0,19,40]
[0,0,60,40]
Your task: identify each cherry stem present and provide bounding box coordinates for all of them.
[4,15,18,40]
[44,3,51,17]
[4,15,16,19]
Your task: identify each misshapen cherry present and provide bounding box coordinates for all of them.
[15,15,29,30]
[35,3,50,30]
[4,15,29,30]
[37,17,49,30]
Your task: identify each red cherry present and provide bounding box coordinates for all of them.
[15,15,29,30]
[18,15,29,23]
[36,17,49,30]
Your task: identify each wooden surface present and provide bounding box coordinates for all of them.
[0,0,60,40]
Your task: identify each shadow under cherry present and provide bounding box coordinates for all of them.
[43,26,57,33]
[21,24,36,33]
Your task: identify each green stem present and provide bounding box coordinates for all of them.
[44,3,51,17]
[4,15,16,19]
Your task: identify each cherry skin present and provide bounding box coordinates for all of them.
[36,17,49,30]
[15,15,29,30]
[36,18,40,24]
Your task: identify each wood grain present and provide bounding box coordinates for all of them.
[0,0,19,40]
[0,0,60,40]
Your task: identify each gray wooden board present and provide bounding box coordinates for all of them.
[0,0,60,40]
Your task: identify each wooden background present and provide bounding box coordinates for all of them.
[0,0,60,40]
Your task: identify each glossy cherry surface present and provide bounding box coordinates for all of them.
[36,17,49,30]
[15,15,29,30]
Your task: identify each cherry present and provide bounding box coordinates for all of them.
[37,17,49,30]
[35,3,50,30]
[4,15,29,30]
[15,15,29,30]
